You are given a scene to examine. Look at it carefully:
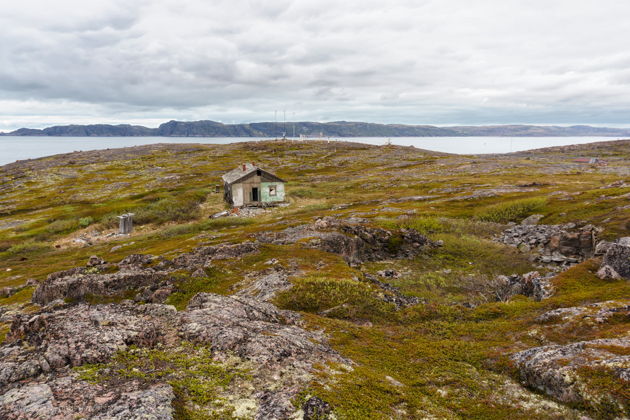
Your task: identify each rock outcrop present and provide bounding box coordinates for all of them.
[0,293,345,418]
[497,223,600,267]
[236,266,294,302]
[493,271,554,301]
[513,300,630,416]
[512,339,629,415]
[256,217,432,266]
[33,241,261,306]
[32,270,171,305]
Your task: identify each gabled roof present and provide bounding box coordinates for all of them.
[222,163,285,185]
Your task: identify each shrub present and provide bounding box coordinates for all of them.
[5,241,50,255]
[275,276,395,320]
[402,216,445,235]
[46,219,79,234]
[78,216,94,228]
[476,198,546,224]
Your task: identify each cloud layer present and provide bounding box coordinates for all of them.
[2,0,630,130]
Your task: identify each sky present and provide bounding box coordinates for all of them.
[2,0,630,131]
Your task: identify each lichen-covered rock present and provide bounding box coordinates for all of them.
[536,300,630,325]
[0,303,175,386]
[179,293,346,418]
[236,266,293,302]
[171,241,259,270]
[180,293,340,365]
[598,238,630,280]
[0,293,344,419]
[0,377,175,420]
[512,338,630,415]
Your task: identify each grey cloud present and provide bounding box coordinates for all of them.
[2,0,630,130]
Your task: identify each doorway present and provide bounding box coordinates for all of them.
[252,187,259,202]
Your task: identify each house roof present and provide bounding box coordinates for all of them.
[222,163,285,185]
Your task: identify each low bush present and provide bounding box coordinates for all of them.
[402,216,445,235]
[476,198,546,223]
[275,276,395,320]
[78,216,94,228]
[4,240,50,255]
[46,218,79,234]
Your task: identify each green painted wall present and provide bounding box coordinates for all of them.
[261,182,285,202]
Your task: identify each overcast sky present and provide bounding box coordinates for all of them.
[2,0,630,131]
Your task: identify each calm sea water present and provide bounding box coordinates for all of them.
[0,136,623,166]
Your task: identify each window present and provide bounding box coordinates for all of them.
[269,185,276,196]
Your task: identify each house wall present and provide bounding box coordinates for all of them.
[240,174,262,205]
[261,182,285,202]
[227,172,286,207]
[231,183,244,207]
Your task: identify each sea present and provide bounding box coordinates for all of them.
[0,136,624,167]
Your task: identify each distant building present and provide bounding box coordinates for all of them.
[222,163,286,207]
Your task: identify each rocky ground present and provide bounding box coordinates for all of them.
[0,139,628,419]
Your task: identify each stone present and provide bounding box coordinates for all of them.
[600,239,630,279]
[302,396,332,420]
[211,210,229,219]
[596,265,622,280]
[521,214,544,225]
[87,255,106,267]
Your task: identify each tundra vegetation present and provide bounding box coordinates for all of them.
[0,140,628,419]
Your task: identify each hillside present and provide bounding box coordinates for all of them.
[0,140,628,419]
[4,120,630,137]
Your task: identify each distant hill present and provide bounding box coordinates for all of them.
[2,120,630,137]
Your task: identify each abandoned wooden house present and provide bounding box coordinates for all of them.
[222,163,285,207]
